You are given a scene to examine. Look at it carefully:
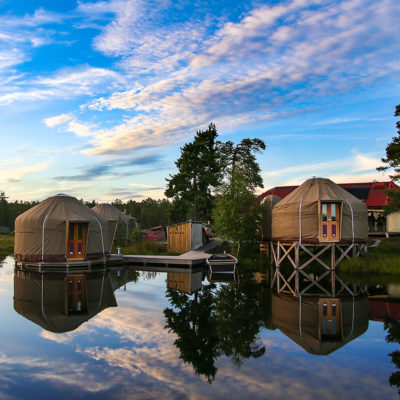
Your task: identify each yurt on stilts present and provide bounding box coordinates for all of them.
[270,178,368,295]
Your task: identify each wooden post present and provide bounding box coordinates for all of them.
[331,244,336,270]
[277,242,281,293]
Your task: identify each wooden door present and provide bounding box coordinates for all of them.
[66,275,87,314]
[319,298,340,339]
[320,203,340,242]
[67,223,86,259]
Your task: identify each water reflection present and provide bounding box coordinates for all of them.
[269,294,369,355]
[14,270,117,333]
[164,266,265,383]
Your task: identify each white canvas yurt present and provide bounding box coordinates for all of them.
[14,194,113,265]
[259,194,281,241]
[272,178,368,244]
[93,203,137,242]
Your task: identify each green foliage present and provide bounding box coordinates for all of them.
[384,189,400,214]
[384,317,400,394]
[378,104,400,213]
[338,238,400,274]
[213,138,265,246]
[112,198,171,229]
[213,191,262,244]
[113,217,127,247]
[0,234,14,256]
[115,238,169,255]
[0,193,37,230]
[131,228,142,243]
[165,123,221,222]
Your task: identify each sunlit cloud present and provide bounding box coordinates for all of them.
[0,162,50,184]
[57,0,400,156]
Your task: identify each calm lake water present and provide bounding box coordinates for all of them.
[0,254,399,399]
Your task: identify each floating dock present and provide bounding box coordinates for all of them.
[107,250,210,267]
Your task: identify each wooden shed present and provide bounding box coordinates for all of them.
[167,221,204,253]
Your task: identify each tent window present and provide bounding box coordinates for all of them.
[331,204,336,221]
[322,203,327,221]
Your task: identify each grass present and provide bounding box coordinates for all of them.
[338,237,400,274]
[112,239,180,256]
[0,234,14,256]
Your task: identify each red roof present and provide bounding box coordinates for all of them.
[258,181,399,208]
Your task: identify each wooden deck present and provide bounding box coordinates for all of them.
[108,251,210,267]
[107,239,221,268]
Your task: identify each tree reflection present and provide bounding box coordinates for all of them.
[214,281,265,367]
[164,286,219,383]
[384,317,400,394]
[164,277,266,382]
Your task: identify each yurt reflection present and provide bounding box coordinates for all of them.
[14,270,117,333]
[269,293,369,355]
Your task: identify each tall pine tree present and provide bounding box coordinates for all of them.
[165,123,221,222]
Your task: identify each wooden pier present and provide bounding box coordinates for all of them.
[107,250,210,267]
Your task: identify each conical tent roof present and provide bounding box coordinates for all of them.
[93,203,137,240]
[270,294,369,355]
[14,194,113,263]
[272,178,368,243]
[14,270,117,333]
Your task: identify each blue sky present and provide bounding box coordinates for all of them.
[0,0,399,202]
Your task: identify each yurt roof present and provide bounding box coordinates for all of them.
[93,203,136,222]
[274,178,363,207]
[16,194,108,224]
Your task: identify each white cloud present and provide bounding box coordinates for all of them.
[67,0,400,156]
[44,114,74,128]
[0,161,50,184]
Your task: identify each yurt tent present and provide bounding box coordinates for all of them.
[260,194,281,241]
[14,194,113,265]
[270,294,369,355]
[93,203,137,242]
[14,270,117,333]
[272,178,368,244]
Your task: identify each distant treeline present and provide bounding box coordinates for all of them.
[0,192,172,231]
[0,193,38,230]
[110,198,172,229]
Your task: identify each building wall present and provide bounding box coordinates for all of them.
[167,222,191,253]
[387,212,400,233]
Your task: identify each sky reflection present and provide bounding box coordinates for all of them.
[0,256,398,399]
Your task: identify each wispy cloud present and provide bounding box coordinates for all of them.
[55,0,400,156]
[262,152,391,188]
[0,161,50,184]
